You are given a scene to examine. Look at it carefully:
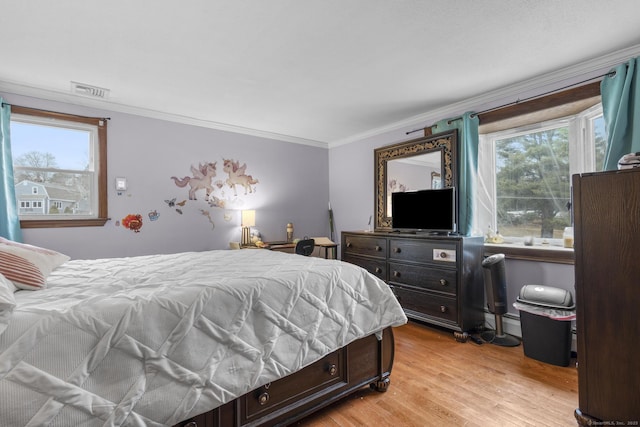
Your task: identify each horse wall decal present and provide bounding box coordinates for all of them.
[223,159,259,196]
[170,162,217,200]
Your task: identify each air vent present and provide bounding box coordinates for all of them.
[71,81,110,99]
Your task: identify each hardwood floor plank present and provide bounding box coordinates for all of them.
[295,321,578,427]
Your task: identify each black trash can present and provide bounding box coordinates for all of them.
[515,285,575,367]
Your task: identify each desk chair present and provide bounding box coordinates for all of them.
[295,237,315,256]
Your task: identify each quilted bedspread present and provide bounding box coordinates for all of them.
[0,249,407,427]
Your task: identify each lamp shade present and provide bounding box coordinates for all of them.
[241,210,256,227]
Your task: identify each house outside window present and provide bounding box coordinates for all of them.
[476,103,606,242]
[10,106,108,228]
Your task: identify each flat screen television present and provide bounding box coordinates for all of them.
[391,187,456,234]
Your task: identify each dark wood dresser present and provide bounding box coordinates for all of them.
[572,168,640,425]
[341,231,484,332]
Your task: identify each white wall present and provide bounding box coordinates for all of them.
[3,93,330,259]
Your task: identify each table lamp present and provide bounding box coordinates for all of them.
[241,210,256,247]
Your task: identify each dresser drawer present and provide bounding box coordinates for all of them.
[388,262,457,296]
[390,285,458,323]
[389,239,458,265]
[343,235,387,258]
[341,232,484,333]
[174,412,211,427]
[343,254,386,281]
[243,348,346,421]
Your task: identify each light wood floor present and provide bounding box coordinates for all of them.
[295,321,578,427]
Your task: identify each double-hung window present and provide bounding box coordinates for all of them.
[476,100,607,243]
[10,106,108,228]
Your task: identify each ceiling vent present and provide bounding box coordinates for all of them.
[71,81,110,99]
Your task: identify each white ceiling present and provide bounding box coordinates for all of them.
[2,1,640,147]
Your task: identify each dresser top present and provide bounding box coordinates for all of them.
[342,230,480,241]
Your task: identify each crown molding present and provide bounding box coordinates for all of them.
[0,80,328,149]
[329,43,640,148]
[3,43,640,151]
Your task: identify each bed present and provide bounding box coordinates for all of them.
[0,241,407,427]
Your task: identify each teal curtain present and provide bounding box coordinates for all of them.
[0,99,23,241]
[432,112,479,236]
[601,56,640,170]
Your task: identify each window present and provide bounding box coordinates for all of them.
[10,106,108,228]
[477,103,606,242]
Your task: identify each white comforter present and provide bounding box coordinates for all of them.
[0,249,407,427]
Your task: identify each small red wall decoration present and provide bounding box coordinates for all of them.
[122,214,143,233]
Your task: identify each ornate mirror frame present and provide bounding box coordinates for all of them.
[374,129,457,231]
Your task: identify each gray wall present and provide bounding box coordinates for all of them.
[4,93,330,260]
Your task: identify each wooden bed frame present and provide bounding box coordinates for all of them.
[173,327,396,427]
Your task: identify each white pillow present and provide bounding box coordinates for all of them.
[0,237,70,290]
[0,273,16,335]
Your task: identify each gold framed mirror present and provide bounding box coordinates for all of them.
[374,129,457,231]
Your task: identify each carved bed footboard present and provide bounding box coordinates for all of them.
[174,327,396,427]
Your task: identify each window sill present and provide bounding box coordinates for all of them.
[20,218,109,228]
[484,242,574,265]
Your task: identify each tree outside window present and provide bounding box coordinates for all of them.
[495,126,570,238]
[478,105,607,241]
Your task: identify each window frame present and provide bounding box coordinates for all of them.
[11,106,108,228]
[476,81,603,264]
[478,112,599,239]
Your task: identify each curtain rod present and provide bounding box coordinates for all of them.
[1,102,110,121]
[405,70,616,136]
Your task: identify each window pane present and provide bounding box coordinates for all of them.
[495,126,571,238]
[11,121,91,171]
[11,117,97,219]
[14,172,94,216]
[593,115,607,172]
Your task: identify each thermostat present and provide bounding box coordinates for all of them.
[115,177,127,191]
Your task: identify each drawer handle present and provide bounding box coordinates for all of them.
[375,245,382,251]
[375,267,382,274]
[184,423,197,427]
[439,279,447,286]
[393,247,401,253]
[393,271,400,278]
[346,242,352,248]
[440,305,447,313]
[258,391,270,405]
[327,363,338,376]
[440,251,448,259]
